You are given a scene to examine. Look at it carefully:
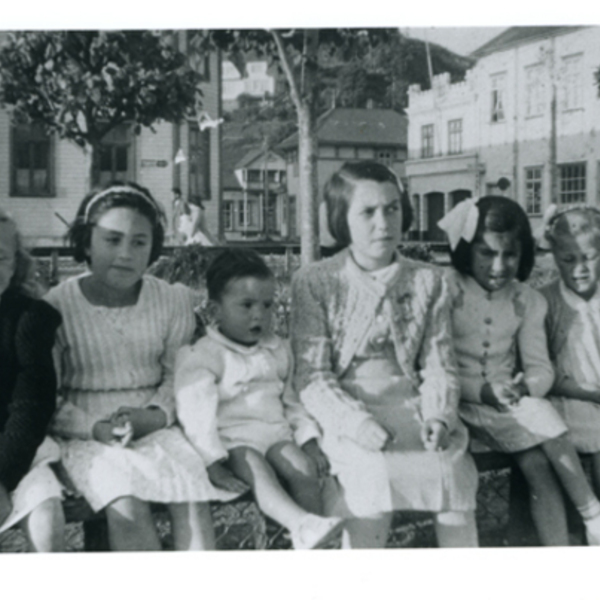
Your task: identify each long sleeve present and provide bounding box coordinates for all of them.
[291,266,373,441]
[518,288,555,398]
[280,341,321,446]
[0,301,61,491]
[146,284,196,426]
[175,344,228,465]
[416,274,460,431]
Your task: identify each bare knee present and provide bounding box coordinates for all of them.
[106,496,151,526]
[267,442,319,482]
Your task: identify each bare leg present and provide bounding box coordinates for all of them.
[22,497,65,552]
[541,435,600,515]
[266,442,323,515]
[227,446,307,530]
[105,496,161,551]
[434,510,478,547]
[341,513,393,549]
[168,502,215,551]
[514,447,569,546]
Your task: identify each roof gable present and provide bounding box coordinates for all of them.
[278,107,408,150]
[471,26,585,58]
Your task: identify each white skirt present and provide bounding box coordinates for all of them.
[52,389,241,512]
[0,437,63,535]
[459,396,568,453]
[58,427,240,512]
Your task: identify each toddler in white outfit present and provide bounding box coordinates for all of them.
[175,249,342,549]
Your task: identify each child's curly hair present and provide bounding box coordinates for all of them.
[0,209,40,297]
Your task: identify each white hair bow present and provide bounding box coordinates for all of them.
[437,198,480,250]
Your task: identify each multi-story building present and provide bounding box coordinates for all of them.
[0,32,222,248]
[406,26,600,241]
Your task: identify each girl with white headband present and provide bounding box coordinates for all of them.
[45,182,238,551]
[439,195,600,545]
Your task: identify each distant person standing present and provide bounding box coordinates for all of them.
[172,188,217,246]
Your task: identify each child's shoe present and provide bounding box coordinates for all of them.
[291,514,344,550]
[584,513,600,545]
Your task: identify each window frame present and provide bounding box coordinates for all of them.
[490,73,507,123]
[421,124,434,159]
[524,166,543,215]
[447,119,463,155]
[10,122,55,197]
[559,162,586,205]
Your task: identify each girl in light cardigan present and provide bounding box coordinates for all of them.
[290,161,479,548]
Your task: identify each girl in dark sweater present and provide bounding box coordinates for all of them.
[0,210,64,551]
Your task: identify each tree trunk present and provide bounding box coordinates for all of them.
[297,105,319,265]
[83,141,101,192]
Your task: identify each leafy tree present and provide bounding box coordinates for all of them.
[0,30,205,189]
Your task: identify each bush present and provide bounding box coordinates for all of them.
[398,243,434,263]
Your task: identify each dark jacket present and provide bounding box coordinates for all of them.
[0,290,61,491]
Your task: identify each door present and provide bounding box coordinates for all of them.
[425,192,445,242]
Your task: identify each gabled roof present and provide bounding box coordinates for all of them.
[234,147,284,170]
[278,107,408,151]
[471,26,586,59]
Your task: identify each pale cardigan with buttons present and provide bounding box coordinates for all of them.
[290,249,461,443]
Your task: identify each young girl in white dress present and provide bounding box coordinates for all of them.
[0,210,64,551]
[45,182,236,551]
[439,195,600,545]
[175,249,342,549]
[540,206,600,496]
[291,161,479,549]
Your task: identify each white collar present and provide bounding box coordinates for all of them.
[559,279,600,312]
[206,326,280,354]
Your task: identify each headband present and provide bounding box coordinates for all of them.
[437,197,481,251]
[84,185,163,223]
[538,203,600,250]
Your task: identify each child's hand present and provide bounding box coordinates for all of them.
[421,419,450,452]
[356,418,390,451]
[113,406,167,440]
[301,439,330,477]
[207,461,249,494]
[109,412,134,447]
[0,482,12,527]
[92,419,117,445]
[481,375,526,412]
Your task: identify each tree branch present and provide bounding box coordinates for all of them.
[269,29,302,111]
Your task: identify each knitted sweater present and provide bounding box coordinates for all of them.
[45,275,195,433]
[0,290,61,491]
[290,249,461,442]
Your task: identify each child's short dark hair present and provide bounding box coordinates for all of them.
[449,196,535,281]
[324,161,413,248]
[67,181,166,265]
[206,248,273,301]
